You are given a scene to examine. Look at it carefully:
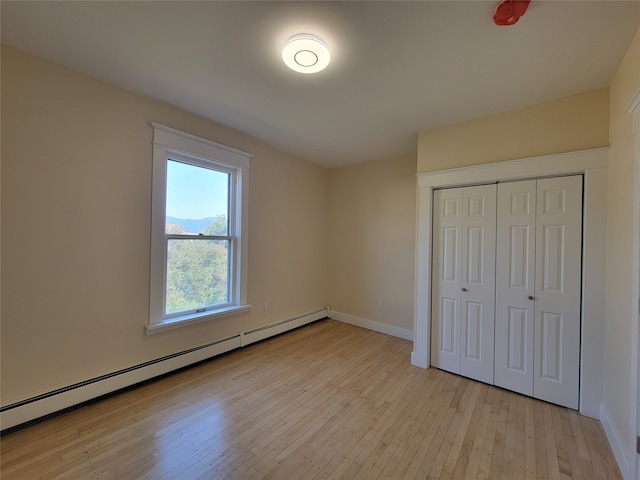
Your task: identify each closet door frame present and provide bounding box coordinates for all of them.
[413,148,608,418]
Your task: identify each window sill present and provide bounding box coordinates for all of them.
[145,304,252,335]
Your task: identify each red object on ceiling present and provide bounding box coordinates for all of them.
[493,0,531,26]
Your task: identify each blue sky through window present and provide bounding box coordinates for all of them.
[166,160,228,219]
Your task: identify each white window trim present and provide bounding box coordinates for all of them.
[147,123,252,334]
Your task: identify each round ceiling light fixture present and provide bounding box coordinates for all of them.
[282,34,330,74]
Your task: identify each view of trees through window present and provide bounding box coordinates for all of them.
[165,160,231,316]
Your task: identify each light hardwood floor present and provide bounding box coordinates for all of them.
[0,319,621,480]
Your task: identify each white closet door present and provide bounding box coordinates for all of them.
[494,180,537,397]
[431,188,463,374]
[432,185,496,383]
[460,185,496,384]
[533,176,582,410]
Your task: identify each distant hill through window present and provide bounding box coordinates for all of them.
[166,216,223,234]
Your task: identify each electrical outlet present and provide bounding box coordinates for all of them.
[378,298,384,308]
[264,301,270,311]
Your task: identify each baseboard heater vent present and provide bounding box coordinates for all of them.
[0,307,329,434]
[240,307,329,346]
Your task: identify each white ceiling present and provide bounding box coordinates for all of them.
[2,1,639,168]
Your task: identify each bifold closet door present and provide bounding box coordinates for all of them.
[494,176,582,409]
[431,184,496,384]
[494,180,537,397]
[533,176,582,409]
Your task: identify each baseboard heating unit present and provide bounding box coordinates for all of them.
[0,307,329,434]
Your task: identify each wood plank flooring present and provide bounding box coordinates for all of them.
[0,319,622,479]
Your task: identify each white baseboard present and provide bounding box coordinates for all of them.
[329,310,413,341]
[600,403,634,480]
[1,307,328,432]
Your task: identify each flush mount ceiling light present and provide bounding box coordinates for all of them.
[282,34,330,74]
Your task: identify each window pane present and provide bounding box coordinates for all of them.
[166,160,229,235]
[165,239,230,315]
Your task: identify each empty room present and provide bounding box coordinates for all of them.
[2,1,640,479]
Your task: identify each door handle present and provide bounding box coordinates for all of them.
[528,295,535,301]
[462,288,468,292]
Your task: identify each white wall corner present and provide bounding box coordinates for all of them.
[601,404,634,480]
[626,85,640,480]
[330,311,413,341]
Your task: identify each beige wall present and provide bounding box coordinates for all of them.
[418,88,610,173]
[1,46,328,405]
[605,25,640,470]
[327,155,416,331]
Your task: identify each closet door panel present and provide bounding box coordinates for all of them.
[533,176,582,409]
[460,185,496,384]
[431,188,463,374]
[494,180,536,396]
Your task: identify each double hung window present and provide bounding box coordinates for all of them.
[148,123,251,333]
